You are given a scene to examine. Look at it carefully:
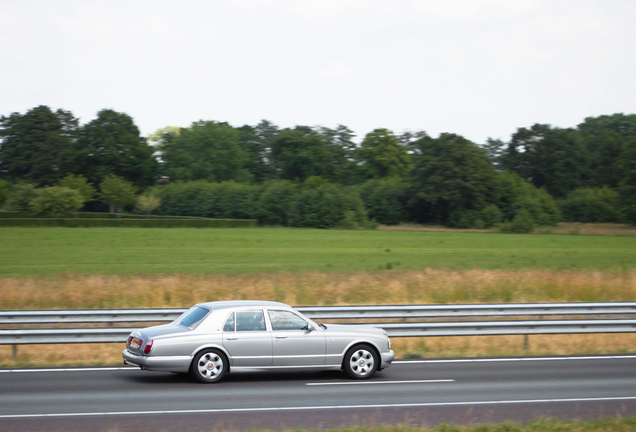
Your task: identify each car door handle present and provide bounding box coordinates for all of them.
[226,337,239,340]
[275,336,287,339]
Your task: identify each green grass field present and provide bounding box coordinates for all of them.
[1,227,635,276]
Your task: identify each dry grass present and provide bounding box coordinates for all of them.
[2,269,635,368]
[379,222,636,236]
[23,419,636,432]
[1,269,636,310]
[2,333,635,368]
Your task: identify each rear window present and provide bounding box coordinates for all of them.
[176,306,209,328]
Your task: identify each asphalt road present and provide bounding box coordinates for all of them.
[1,355,636,432]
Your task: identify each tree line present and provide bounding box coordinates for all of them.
[1,105,635,229]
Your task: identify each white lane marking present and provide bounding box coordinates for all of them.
[394,355,636,364]
[306,379,454,386]
[1,396,636,419]
[0,367,136,373]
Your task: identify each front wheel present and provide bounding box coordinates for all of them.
[343,344,379,379]
[191,349,228,383]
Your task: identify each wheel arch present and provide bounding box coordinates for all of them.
[340,340,382,370]
[190,344,232,372]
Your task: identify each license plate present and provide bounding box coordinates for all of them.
[131,338,141,349]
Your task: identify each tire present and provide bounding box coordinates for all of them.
[343,344,379,380]
[191,349,228,383]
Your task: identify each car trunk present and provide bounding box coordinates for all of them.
[127,323,191,355]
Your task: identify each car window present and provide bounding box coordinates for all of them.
[223,312,235,331]
[268,310,309,331]
[235,310,266,332]
[176,306,209,328]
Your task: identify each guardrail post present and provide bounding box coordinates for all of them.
[12,345,17,361]
[523,335,529,351]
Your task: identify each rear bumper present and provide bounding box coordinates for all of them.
[122,349,192,373]
[380,350,395,369]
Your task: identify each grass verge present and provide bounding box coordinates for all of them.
[2,269,635,309]
[2,227,636,276]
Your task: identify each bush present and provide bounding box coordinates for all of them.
[500,209,535,233]
[153,181,261,219]
[7,182,38,211]
[0,211,209,219]
[255,181,300,226]
[496,172,560,226]
[100,175,137,216]
[446,209,483,229]
[357,179,410,225]
[288,181,370,229]
[559,187,620,223]
[288,186,345,228]
[481,204,503,228]
[0,218,256,228]
[136,194,161,217]
[29,187,84,217]
[0,179,9,208]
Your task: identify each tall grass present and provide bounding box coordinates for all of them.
[1,269,635,310]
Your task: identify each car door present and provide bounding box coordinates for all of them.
[267,309,326,366]
[222,309,273,367]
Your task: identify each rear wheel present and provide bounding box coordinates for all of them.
[343,344,379,379]
[191,349,227,383]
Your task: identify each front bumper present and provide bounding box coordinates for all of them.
[122,349,192,373]
[380,350,395,369]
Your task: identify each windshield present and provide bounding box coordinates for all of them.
[175,306,209,328]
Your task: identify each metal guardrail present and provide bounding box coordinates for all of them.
[1,303,636,345]
[2,302,636,325]
[1,319,636,344]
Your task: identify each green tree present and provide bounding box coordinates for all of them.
[501,124,588,198]
[495,172,560,226]
[577,114,636,189]
[69,109,158,186]
[0,105,78,186]
[58,174,96,217]
[482,138,506,170]
[356,128,412,180]
[29,187,83,217]
[316,125,359,184]
[7,182,38,211]
[409,133,498,225]
[161,121,247,182]
[99,174,137,218]
[236,120,280,183]
[0,179,9,208]
[136,194,161,218]
[148,126,181,146]
[618,137,636,225]
[269,128,338,182]
[500,208,535,234]
[559,187,619,223]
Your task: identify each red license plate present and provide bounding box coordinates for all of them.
[131,338,141,349]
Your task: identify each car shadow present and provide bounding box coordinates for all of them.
[115,368,349,385]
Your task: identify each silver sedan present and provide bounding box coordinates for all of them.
[123,300,394,383]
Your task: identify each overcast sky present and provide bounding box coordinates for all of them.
[1,0,635,144]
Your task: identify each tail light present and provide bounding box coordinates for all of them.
[127,336,133,346]
[143,340,154,354]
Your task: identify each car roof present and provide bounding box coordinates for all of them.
[197,300,292,310]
